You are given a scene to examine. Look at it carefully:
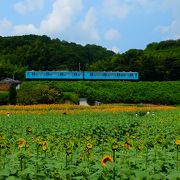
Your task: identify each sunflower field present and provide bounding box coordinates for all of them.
[0,104,180,179]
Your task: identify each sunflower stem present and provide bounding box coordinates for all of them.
[36,145,39,159]
[87,149,90,161]
[71,154,73,167]
[145,147,148,169]
[113,150,116,180]
[20,156,23,171]
[65,153,68,169]
[177,145,179,171]
[44,151,47,158]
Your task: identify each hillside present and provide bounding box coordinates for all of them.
[0,35,115,80]
[14,81,180,105]
[0,35,179,81]
[92,40,180,80]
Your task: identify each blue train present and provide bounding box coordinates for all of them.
[25,71,139,80]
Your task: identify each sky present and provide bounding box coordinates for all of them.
[0,0,180,53]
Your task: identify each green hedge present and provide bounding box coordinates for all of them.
[0,91,9,105]
[16,83,62,105]
[17,81,180,105]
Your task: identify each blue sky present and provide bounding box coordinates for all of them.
[0,0,179,53]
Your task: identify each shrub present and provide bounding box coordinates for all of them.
[0,91,9,105]
[9,85,17,105]
[61,92,79,104]
[17,83,61,104]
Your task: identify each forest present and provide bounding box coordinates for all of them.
[0,35,180,81]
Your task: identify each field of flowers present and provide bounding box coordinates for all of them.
[0,104,180,179]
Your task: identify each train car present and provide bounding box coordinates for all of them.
[84,71,138,80]
[25,71,139,80]
[25,71,83,80]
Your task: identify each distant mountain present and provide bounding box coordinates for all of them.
[0,35,179,81]
[92,39,180,80]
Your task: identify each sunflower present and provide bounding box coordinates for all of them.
[112,143,119,151]
[124,143,131,149]
[79,156,83,161]
[0,134,5,141]
[83,147,88,153]
[101,155,113,167]
[42,141,48,151]
[18,138,26,148]
[26,127,32,133]
[175,140,180,146]
[86,143,93,149]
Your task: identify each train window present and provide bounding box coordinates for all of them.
[130,73,134,77]
[35,72,40,76]
[32,72,35,76]
[90,73,93,76]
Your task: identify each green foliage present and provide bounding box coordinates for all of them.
[61,92,79,104]
[16,83,61,104]
[0,110,179,179]
[146,39,180,50]
[0,35,179,81]
[17,81,180,105]
[93,39,180,80]
[9,85,16,105]
[0,35,114,80]
[0,91,9,104]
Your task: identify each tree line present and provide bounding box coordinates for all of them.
[0,35,179,81]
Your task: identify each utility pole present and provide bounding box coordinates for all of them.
[79,63,81,71]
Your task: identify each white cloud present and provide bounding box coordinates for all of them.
[14,24,38,35]
[13,0,83,35]
[157,0,180,39]
[105,28,121,41]
[156,26,169,34]
[102,0,163,19]
[79,7,100,41]
[14,0,45,14]
[169,20,180,39]
[0,18,12,35]
[103,0,133,19]
[40,0,82,34]
[157,21,180,40]
[111,46,119,53]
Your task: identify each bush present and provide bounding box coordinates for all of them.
[0,91,9,105]
[17,83,61,104]
[61,92,79,104]
[9,85,17,105]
